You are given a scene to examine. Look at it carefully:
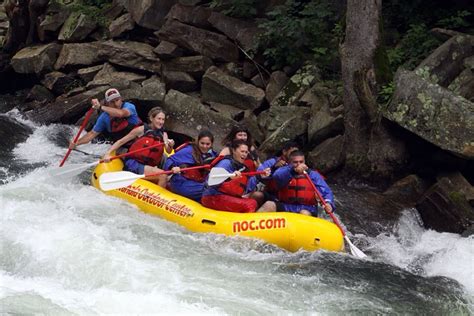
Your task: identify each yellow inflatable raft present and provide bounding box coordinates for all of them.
[91,159,344,253]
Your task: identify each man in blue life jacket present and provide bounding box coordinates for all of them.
[69,88,142,148]
[257,150,335,216]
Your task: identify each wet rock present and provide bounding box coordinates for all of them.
[307,135,344,174]
[415,34,474,87]
[165,3,212,28]
[162,55,213,78]
[27,86,106,124]
[86,63,146,89]
[156,19,239,62]
[162,70,198,92]
[385,69,474,159]
[11,43,62,74]
[26,84,55,103]
[126,0,175,30]
[416,174,474,235]
[383,174,431,207]
[208,11,261,51]
[41,71,78,95]
[98,40,161,73]
[77,64,104,82]
[265,71,288,104]
[202,66,265,110]
[153,41,185,60]
[109,13,135,38]
[163,89,236,147]
[58,12,97,42]
[54,42,103,70]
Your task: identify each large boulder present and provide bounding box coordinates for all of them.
[126,0,175,30]
[153,41,185,60]
[258,105,309,138]
[162,70,198,92]
[156,19,239,62]
[162,55,213,78]
[416,173,474,235]
[202,66,265,110]
[98,40,161,73]
[86,63,146,89]
[122,76,166,106]
[58,12,97,42]
[109,13,135,38]
[415,34,474,87]
[41,71,78,95]
[385,69,474,159]
[207,11,261,51]
[11,43,62,74]
[26,86,106,124]
[165,3,212,28]
[307,135,344,174]
[54,42,103,70]
[163,89,236,147]
[265,71,288,103]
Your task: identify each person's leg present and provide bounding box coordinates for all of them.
[256,201,276,213]
[144,165,167,188]
[248,191,265,207]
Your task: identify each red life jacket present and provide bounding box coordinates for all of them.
[108,116,143,142]
[278,174,317,205]
[174,143,214,183]
[218,159,248,197]
[128,126,164,166]
[262,156,287,193]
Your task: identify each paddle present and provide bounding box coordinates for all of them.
[207,167,266,186]
[49,142,164,178]
[304,172,367,258]
[99,164,212,191]
[59,107,95,167]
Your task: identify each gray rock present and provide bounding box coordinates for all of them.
[77,64,104,82]
[122,76,166,104]
[385,69,474,159]
[448,68,474,102]
[156,19,239,62]
[98,40,161,73]
[415,34,474,87]
[259,114,308,154]
[162,70,198,92]
[58,12,97,42]
[41,71,77,95]
[26,84,55,103]
[55,42,102,70]
[126,0,175,30]
[162,55,213,78]
[163,89,236,147]
[208,102,244,120]
[416,175,474,234]
[11,43,62,74]
[109,13,135,38]
[307,135,344,174]
[165,3,213,28]
[87,63,146,89]
[258,105,309,138]
[153,41,185,60]
[202,66,265,110]
[383,174,431,207]
[265,71,288,103]
[208,11,262,51]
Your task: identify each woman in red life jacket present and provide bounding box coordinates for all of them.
[201,140,270,213]
[219,125,260,171]
[163,130,217,201]
[104,107,174,188]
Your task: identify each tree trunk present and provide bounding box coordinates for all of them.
[341,0,407,181]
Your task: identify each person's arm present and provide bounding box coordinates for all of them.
[104,126,144,158]
[310,171,335,212]
[272,165,293,189]
[163,132,174,154]
[100,104,131,118]
[219,147,230,156]
[69,130,99,148]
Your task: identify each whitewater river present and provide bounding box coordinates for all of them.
[1,108,473,315]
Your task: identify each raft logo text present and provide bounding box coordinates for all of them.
[233,218,286,233]
[118,185,194,218]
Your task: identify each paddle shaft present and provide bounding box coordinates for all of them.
[59,107,95,167]
[304,172,345,237]
[144,164,211,178]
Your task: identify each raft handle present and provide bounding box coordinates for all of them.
[202,219,216,226]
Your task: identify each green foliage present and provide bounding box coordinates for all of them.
[258,0,341,71]
[82,0,111,9]
[378,81,395,104]
[210,0,257,18]
[70,0,113,27]
[386,23,442,71]
[437,10,472,29]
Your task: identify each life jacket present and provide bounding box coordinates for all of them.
[128,125,164,166]
[107,116,143,142]
[262,156,287,193]
[278,174,317,205]
[174,143,215,182]
[217,158,249,197]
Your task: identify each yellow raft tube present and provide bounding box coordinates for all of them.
[91,159,344,253]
